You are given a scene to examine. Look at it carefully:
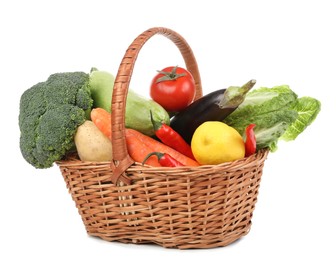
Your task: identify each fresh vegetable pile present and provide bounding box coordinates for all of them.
[19,66,321,169]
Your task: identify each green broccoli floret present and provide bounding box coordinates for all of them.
[19,72,93,169]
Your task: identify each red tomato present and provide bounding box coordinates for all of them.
[150,66,196,112]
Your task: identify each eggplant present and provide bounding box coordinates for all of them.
[169,79,256,144]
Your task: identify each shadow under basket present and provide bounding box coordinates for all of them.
[57,149,268,249]
[56,27,270,249]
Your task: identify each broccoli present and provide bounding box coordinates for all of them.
[19,72,93,168]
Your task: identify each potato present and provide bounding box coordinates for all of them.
[75,120,112,162]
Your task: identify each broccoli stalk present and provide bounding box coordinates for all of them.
[19,72,93,168]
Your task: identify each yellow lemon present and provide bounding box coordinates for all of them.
[191,121,245,165]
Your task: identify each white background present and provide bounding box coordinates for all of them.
[1,0,335,259]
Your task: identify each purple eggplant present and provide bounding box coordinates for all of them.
[169,79,256,144]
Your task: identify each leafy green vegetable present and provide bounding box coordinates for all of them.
[228,85,298,113]
[280,96,321,141]
[231,110,298,151]
[223,85,320,152]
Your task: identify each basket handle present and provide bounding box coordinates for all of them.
[110,27,202,185]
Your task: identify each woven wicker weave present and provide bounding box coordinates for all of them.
[57,27,269,249]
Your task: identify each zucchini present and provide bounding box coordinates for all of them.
[125,90,170,136]
[170,79,256,144]
[89,68,170,136]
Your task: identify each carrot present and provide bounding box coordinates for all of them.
[91,108,112,139]
[126,128,200,167]
[125,133,161,167]
[90,108,199,167]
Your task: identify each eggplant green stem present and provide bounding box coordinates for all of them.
[219,79,256,108]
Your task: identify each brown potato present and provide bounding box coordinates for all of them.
[74,120,112,162]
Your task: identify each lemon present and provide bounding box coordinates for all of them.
[191,121,245,165]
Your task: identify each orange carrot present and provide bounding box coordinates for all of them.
[125,133,161,167]
[90,108,199,167]
[91,108,112,139]
[126,128,200,167]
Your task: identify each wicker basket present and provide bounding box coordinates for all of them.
[57,27,269,249]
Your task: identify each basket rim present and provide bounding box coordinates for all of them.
[57,149,269,178]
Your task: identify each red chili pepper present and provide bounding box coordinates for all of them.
[245,123,257,157]
[150,111,195,159]
[142,152,185,167]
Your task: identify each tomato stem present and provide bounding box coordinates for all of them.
[156,66,186,83]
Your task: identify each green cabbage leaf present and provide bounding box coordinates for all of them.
[280,96,321,141]
[224,85,320,152]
